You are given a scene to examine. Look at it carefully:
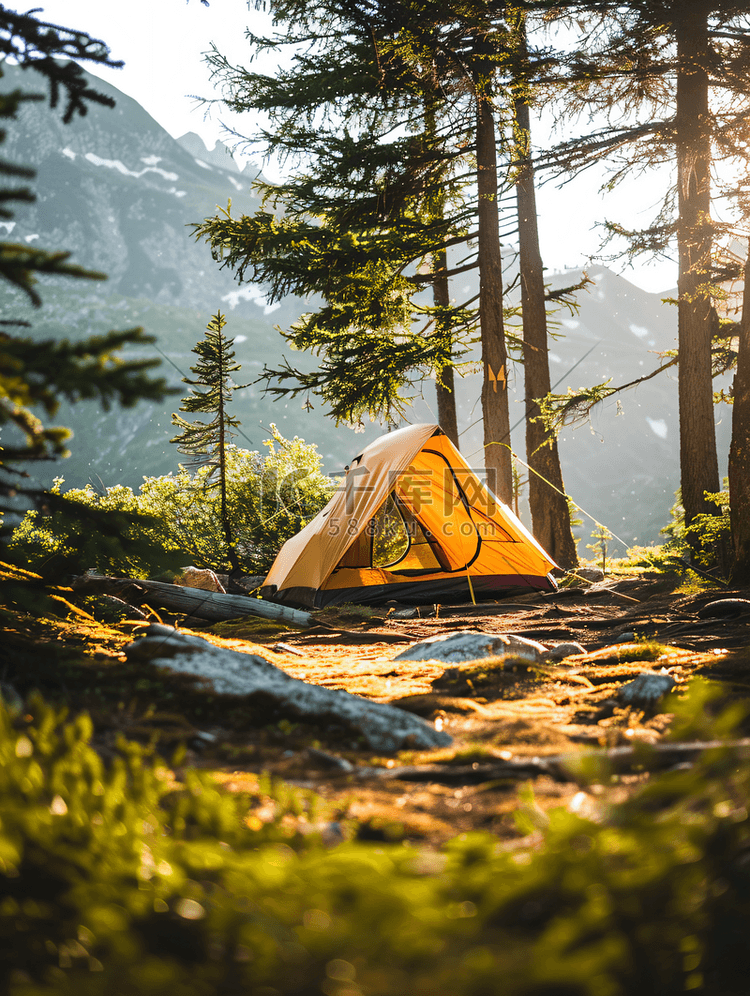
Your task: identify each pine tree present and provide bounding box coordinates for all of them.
[193,0,521,499]
[170,312,245,574]
[508,7,578,567]
[194,0,469,429]
[0,8,170,575]
[525,1,750,545]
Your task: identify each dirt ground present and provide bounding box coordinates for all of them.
[6,572,750,848]
[210,575,750,843]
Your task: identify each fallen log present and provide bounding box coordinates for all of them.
[378,738,750,785]
[74,573,313,628]
[124,624,451,753]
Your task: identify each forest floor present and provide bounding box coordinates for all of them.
[5,569,750,848]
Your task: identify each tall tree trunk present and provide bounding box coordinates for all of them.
[729,244,750,582]
[476,88,512,503]
[675,8,720,532]
[432,253,459,446]
[424,72,459,446]
[512,27,577,569]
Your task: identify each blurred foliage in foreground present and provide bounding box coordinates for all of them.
[1,684,750,995]
[9,428,335,578]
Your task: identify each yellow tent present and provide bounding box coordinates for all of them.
[261,424,558,608]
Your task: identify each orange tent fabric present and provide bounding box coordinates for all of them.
[261,424,557,608]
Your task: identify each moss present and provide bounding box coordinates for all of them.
[315,604,387,626]
[435,657,552,703]
[208,617,296,639]
[610,640,672,662]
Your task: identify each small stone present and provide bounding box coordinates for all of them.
[617,671,676,709]
[545,642,586,661]
[305,747,354,772]
[189,730,218,751]
[616,632,636,643]
[392,607,419,619]
[0,683,23,715]
[192,730,218,744]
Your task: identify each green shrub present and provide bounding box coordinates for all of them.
[619,485,732,579]
[658,486,731,571]
[10,427,335,577]
[3,690,750,994]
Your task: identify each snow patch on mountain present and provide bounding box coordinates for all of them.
[222,285,281,314]
[646,417,668,439]
[84,152,178,182]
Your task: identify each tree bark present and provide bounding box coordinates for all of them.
[432,254,459,446]
[675,8,721,531]
[514,93,578,568]
[476,87,512,503]
[424,66,459,446]
[729,244,750,582]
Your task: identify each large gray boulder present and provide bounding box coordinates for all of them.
[125,625,451,752]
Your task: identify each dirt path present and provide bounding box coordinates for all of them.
[6,573,750,848]
[180,576,750,845]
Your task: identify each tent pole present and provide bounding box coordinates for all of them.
[466,572,477,605]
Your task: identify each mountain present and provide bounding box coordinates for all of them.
[1,62,732,553]
[175,132,244,174]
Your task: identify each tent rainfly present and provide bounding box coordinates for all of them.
[261,424,558,608]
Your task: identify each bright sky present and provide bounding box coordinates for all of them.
[35,0,678,292]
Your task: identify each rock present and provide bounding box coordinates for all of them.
[191,730,218,744]
[617,672,676,709]
[190,730,219,751]
[616,632,636,643]
[393,631,547,664]
[124,625,451,752]
[390,606,437,619]
[391,607,419,619]
[0,682,23,715]
[177,567,226,593]
[697,598,750,619]
[305,747,354,773]
[545,641,586,661]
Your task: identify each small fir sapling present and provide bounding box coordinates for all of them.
[586,524,613,573]
[170,311,247,576]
